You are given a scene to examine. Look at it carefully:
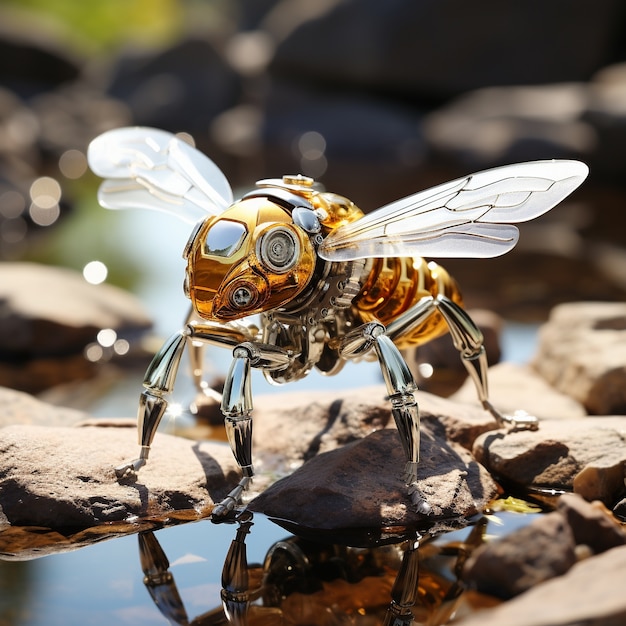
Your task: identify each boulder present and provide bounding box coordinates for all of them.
[532,301,626,414]
[451,361,587,420]
[472,417,626,506]
[0,423,240,529]
[462,494,625,599]
[0,263,152,392]
[249,424,499,530]
[456,544,626,626]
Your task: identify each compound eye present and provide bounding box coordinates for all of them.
[257,226,299,273]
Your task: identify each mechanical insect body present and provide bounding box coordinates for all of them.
[88,127,588,518]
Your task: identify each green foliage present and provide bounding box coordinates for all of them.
[3,0,184,53]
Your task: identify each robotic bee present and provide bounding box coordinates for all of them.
[88,127,588,518]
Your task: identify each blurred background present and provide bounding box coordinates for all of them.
[2,0,626,396]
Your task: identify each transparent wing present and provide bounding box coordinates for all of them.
[87,127,233,224]
[318,160,588,260]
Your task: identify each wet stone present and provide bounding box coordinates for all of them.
[249,424,499,530]
[462,494,626,600]
[456,544,626,626]
[0,423,241,529]
[472,417,626,506]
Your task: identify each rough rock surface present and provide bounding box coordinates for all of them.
[462,494,626,599]
[451,361,587,420]
[456,544,626,626]
[252,385,501,467]
[473,417,626,506]
[0,423,240,528]
[249,425,499,530]
[0,263,152,392]
[532,301,626,414]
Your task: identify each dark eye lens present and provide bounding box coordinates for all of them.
[258,227,298,272]
[229,282,259,309]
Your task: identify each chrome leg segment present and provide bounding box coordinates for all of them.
[340,322,432,515]
[115,329,190,479]
[213,345,255,519]
[435,295,538,430]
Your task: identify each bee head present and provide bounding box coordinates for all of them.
[183,181,321,321]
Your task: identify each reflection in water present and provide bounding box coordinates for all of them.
[136,512,488,626]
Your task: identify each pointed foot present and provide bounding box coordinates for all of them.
[408,483,432,516]
[114,458,146,481]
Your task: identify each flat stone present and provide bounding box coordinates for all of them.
[456,544,626,626]
[249,424,498,530]
[532,302,626,414]
[472,417,626,506]
[451,362,587,420]
[0,424,240,529]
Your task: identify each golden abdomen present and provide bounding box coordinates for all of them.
[352,257,463,349]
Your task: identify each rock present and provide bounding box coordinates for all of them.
[253,385,501,471]
[0,423,240,528]
[462,511,577,599]
[472,417,626,505]
[269,0,623,99]
[451,362,587,420]
[0,385,87,428]
[532,302,626,414]
[105,37,241,146]
[249,424,499,530]
[556,493,626,554]
[462,494,625,599]
[0,14,81,98]
[0,263,152,392]
[423,83,591,170]
[456,544,626,626]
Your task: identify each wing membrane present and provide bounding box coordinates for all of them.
[318,160,588,260]
[87,127,233,223]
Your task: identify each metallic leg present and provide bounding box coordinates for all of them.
[221,511,254,623]
[383,535,421,626]
[213,345,255,519]
[115,329,189,479]
[138,531,189,625]
[340,322,431,515]
[435,295,538,430]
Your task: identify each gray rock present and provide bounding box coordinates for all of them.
[462,494,625,599]
[472,417,626,505]
[269,1,622,99]
[0,263,152,392]
[532,302,626,414]
[462,510,577,599]
[456,544,626,626]
[249,424,498,530]
[0,423,240,529]
[253,385,500,470]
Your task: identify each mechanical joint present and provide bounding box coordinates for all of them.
[339,321,385,358]
[235,341,292,371]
